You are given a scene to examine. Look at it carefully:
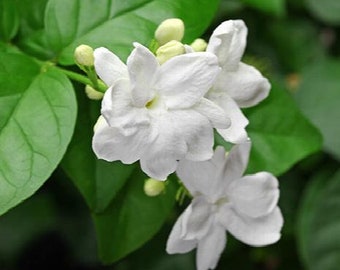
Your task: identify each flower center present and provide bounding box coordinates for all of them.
[146,95,159,109]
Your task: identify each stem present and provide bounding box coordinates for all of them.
[57,67,107,93]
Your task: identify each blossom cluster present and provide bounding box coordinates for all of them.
[88,18,283,270]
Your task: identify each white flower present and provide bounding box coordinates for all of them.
[166,142,283,270]
[206,20,271,143]
[92,43,230,180]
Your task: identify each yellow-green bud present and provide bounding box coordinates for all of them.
[85,85,104,100]
[190,38,208,52]
[144,178,166,197]
[156,40,185,64]
[74,44,94,66]
[155,18,185,46]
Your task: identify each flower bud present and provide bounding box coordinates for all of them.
[85,85,104,100]
[190,38,208,52]
[156,40,185,64]
[155,18,184,46]
[144,178,166,197]
[74,44,94,66]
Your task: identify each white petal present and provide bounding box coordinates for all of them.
[207,20,247,70]
[194,98,230,129]
[214,62,270,108]
[184,44,195,53]
[141,109,214,180]
[166,206,197,254]
[94,47,128,86]
[177,147,227,201]
[222,141,252,182]
[157,52,220,109]
[140,115,187,180]
[127,43,159,107]
[196,225,226,270]
[177,158,218,198]
[181,111,214,162]
[183,196,213,240]
[220,206,283,246]
[229,172,279,218]
[92,118,153,164]
[101,80,150,136]
[209,94,249,144]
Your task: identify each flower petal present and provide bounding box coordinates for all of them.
[127,42,159,107]
[177,158,218,198]
[140,115,187,180]
[207,20,247,70]
[141,109,214,180]
[92,117,153,164]
[166,206,197,254]
[208,94,249,144]
[101,80,150,136]
[157,52,220,109]
[193,98,230,129]
[94,47,128,86]
[222,141,252,182]
[183,196,213,240]
[177,146,227,200]
[213,62,270,108]
[229,172,279,218]
[196,225,226,270]
[220,206,283,246]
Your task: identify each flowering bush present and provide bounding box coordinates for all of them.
[0,0,339,269]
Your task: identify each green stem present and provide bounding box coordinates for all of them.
[57,67,107,93]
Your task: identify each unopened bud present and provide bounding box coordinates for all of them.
[144,178,166,197]
[156,40,185,64]
[190,38,208,52]
[74,44,94,66]
[85,85,104,100]
[155,18,184,46]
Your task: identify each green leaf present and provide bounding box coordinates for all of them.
[62,87,177,262]
[243,82,322,175]
[0,52,76,215]
[62,89,136,212]
[14,0,54,60]
[44,0,219,65]
[240,0,285,16]
[14,0,48,36]
[297,169,340,270]
[295,59,340,161]
[93,169,177,263]
[266,19,325,72]
[305,0,340,25]
[0,0,19,41]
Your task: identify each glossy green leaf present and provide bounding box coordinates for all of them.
[44,0,219,65]
[0,52,76,215]
[0,0,19,41]
[297,169,340,270]
[14,0,48,36]
[14,0,54,60]
[305,0,340,25]
[62,90,136,213]
[93,169,177,263]
[243,82,322,175]
[240,0,285,16]
[295,59,340,161]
